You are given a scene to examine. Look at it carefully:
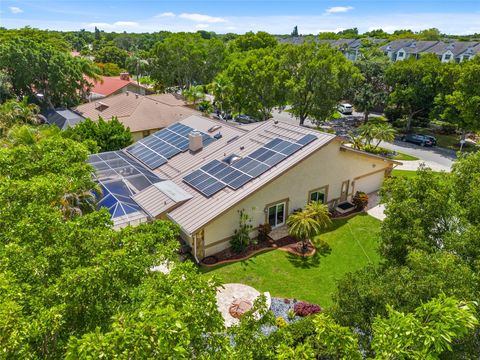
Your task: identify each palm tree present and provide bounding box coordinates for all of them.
[183,85,205,105]
[286,210,323,253]
[305,201,332,229]
[59,190,98,219]
[371,123,396,149]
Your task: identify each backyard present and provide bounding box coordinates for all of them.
[201,214,382,307]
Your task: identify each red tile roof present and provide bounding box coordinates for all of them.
[86,76,146,97]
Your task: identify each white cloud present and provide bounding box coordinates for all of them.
[113,21,138,27]
[325,6,354,14]
[157,12,175,18]
[195,24,210,29]
[179,13,226,23]
[9,6,23,14]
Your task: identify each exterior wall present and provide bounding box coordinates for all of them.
[112,84,148,97]
[131,128,162,142]
[441,50,454,62]
[200,141,392,257]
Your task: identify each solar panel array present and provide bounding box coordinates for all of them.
[126,123,216,169]
[88,151,163,219]
[183,134,317,197]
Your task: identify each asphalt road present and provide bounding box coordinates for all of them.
[270,109,456,171]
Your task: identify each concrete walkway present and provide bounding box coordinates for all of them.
[366,192,386,221]
[395,159,451,172]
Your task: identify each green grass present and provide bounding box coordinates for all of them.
[391,169,418,179]
[200,214,382,307]
[391,152,419,161]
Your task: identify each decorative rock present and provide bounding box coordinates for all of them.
[228,298,253,319]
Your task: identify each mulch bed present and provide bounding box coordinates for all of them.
[278,238,316,257]
[201,236,313,266]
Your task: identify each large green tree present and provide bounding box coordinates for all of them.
[0,37,100,107]
[214,48,288,120]
[150,33,226,89]
[94,45,129,68]
[353,48,390,122]
[280,42,358,125]
[385,54,442,130]
[63,116,133,152]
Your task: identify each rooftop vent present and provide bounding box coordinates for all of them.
[222,154,241,165]
[226,135,239,144]
[208,125,222,133]
[189,131,203,152]
[214,132,223,140]
[94,101,109,111]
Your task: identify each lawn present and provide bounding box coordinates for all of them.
[392,152,419,161]
[391,169,418,179]
[201,214,382,308]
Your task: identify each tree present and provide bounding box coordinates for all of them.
[353,48,389,122]
[0,37,100,107]
[0,98,41,131]
[418,27,442,41]
[372,295,478,358]
[280,42,358,125]
[0,70,13,103]
[305,201,331,228]
[443,57,480,132]
[94,45,129,68]
[385,54,442,130]
[63,117,133,152]
[228,31,277,52]
[215,48,288,120]
[150,33,225,89]
[95,62,122,76]
[357,121,396,149]
[291,26,299,37]
[183,85,205,105]
[287,208,323,252]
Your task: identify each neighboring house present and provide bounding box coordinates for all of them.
[42,108,86,130]
[74,92,197,141]
[88,116,399,261]
[277,37,386,61]
[381,40,480,62]
[86,73,152,101]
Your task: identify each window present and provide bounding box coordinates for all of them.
[398,51,404,57]
[308,186,328,204]
[310,191,325,203]
[267,202,286,228]
[444,54,451,60]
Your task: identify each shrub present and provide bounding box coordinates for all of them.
[230,209,253,253]
[293,301,322,317]
[287,309,296,321]
[276,316,288,328]
[352,191,369,210]
[257,223,272,242]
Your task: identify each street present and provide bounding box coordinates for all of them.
[270,109,456,172]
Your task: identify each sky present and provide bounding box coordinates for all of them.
[1,0,479,35]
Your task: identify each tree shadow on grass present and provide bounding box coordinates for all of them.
[285,241,332,269]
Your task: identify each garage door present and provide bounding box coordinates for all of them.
[354,170,386,195]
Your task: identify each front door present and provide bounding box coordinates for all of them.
[268,202,286,228]
[340,180,350,202]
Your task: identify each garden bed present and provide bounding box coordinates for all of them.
[201,237,301,266]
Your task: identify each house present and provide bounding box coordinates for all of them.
[277,37,386,61]
[42,108,86,130]
[88,116,399,261]
[381,40,480,62]
[86,73,152,101]
[74,92,197,141]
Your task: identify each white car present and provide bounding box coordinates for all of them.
[338,103,353,115]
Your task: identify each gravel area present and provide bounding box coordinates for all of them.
[261,297,302,336]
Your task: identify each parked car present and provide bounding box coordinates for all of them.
[401,133,437,147]
[337,103,353,115]
[235,114,258,124]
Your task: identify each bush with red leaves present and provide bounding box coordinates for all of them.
[293,301,322,317]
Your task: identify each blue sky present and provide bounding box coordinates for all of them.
[1,0,479,34]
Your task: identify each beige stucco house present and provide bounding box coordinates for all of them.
[89,115,398,262]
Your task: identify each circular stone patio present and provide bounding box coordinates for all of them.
[216,283,271,327]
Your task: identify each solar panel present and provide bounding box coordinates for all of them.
[182,133,318,196]
[296,134,318,146]
[126,123,217,169]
